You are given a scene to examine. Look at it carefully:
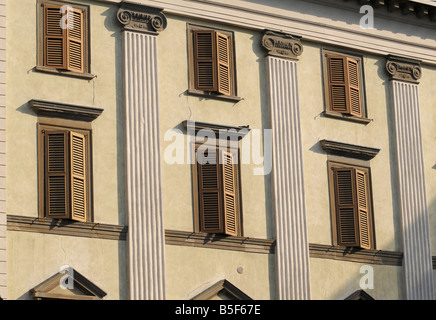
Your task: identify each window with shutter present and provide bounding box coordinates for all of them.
[195,147,241,236]
[189,24,236,98]
[38,0,89,75]
[329,162,374,249]
[39,124,91,222]
[323,49,366,120]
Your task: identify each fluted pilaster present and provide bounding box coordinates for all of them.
[264,31,310,299]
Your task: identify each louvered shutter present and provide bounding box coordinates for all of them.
[198,149,223,233]
[44,4,66,69]
[216,33,231,95]
[66,8,84,73]
[333,168,359,247]
[328,55,348,113]
[45,131,69,219]
[194,30,218,92]
[355,169,370,249]
[327,55,362,116]
[347,58,362,117]
[70,132,87,222]
[221,151,237,236]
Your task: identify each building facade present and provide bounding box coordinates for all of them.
[1,0,435,300]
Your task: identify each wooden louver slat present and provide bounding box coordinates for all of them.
[327,54,362,116]
[70,132,87,222]
[45,131,69,219]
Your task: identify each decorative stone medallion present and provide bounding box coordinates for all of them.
[117,1,167,34]
[261,30,303,60]
[386,55,422,84]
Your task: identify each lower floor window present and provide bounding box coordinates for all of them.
[38,123,92,222]
[328,161,375,249]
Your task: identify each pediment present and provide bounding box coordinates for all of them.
[191,280,252,300]
[31,267,106,300]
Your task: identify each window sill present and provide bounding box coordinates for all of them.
[165,229,275,254]
[7,215,127,240]
[34,66,96,80]
[322,110,372,124]
[187,89,243,103]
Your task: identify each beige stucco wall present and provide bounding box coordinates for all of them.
[6,0,127,299]
[158,15,275,298]
[299,41,404,298]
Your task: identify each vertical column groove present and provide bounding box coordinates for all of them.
[124,31,166,300]
[391,80,433,300]
[267,56,310,300]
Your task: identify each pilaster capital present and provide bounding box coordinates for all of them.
[261,30,303,60]
[117,1,167,35]
[385,55,422,84]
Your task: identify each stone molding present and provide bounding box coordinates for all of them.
[261,30,303,60]
[319,139,380,160]
[117,1,167,34]
[386,55,422,84]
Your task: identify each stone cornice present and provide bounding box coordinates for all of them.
[182,120,251,140]
[117,1,167,34]
[320,139,380,160]
[29,99,104,122]
[386,55,422,83]
[261,30,303,60]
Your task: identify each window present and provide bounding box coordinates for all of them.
[322,49,367,121]
[188,24,238,99]
[193,145,242,236]
[37,0,90,75]
[328,161,375,249]
[38,123,92,222]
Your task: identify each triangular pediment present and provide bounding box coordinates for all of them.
[31,267,106,300]
[345,289,374,300]
[191,280,252,300]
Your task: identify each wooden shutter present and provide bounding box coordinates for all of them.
[66,8,84,73]
[216,33,231,95]
[221,151,237,236]
[194,30,218,92]
[70,132,87,222]
[44,4,66,69]
[328,55,348,113]
[327,55,362,116]
[355,169,370,249]
[198,150,223,233]
[45,131,69,219]
[333,167,359,247]
[347,58,362,117]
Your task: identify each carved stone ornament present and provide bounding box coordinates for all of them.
[261,30,303,60]
[117,1,167,34]
[385,55,422,84]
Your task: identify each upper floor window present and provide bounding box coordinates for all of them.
[187,24,239,100]
[322,49,369,123]
[37,0,91,76]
